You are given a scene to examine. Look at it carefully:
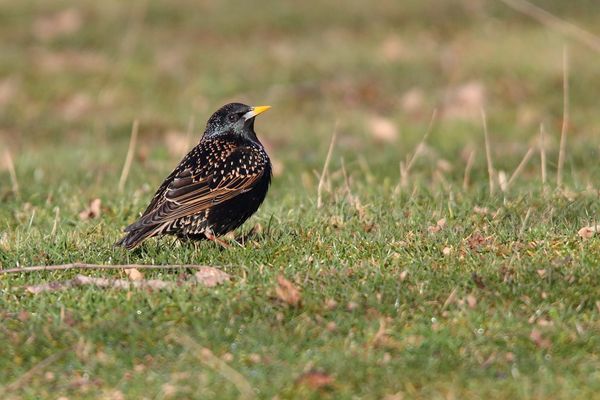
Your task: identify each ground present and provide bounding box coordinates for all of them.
[1,1,599,399]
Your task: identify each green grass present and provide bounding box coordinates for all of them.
[1,1,600,398]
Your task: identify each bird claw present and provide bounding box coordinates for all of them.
[204,230,231,248]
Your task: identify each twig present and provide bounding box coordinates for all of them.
[499,0,600,54]
[463,149,476,191]
[118,119,139,192]
[0,263,228,275]
[539,123,547,189]
[317,122,338,209]
[506,147,534,191]
[25,274,175,294]
[172,334,255,400]
[557,46,569,187]
[1,351,65,395]
[3,150,19,195]
[481,109,495,196]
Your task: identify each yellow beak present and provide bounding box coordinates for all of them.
[251,105,271,117]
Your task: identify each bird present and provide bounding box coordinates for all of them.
[116,102,272,250]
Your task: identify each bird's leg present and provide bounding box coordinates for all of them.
[204,229,230,248]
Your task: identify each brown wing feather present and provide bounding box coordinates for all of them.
[127,144,267,230]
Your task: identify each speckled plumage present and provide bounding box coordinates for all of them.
[116,103,272,249]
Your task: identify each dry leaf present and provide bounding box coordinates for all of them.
[275,275,301,307]
[578,225,599,239]
[427,218,446,234]
[125,268,144,281]
[400,87,425,115]
[466,294,477,309]
[0,78,18,107]
[442,246,452,256]
[442,81,486,122]
[33,8,82,41]
[536,269,546,278]
[194,267,230,287]
[530,328,551,349]
[368,115,398,143]
[378,35,407,61]
[79,198,101,220]
[59,93,93,121]
[296,371,335,390]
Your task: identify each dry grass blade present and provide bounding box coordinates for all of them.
[506,147,534,191]
[463,149,476,191]
[118,119,139,192]
[317,122,337,209]
[499,0,600,54]
[399,109,437,188]
[3,150,19,195]
[557,46,569,187]
[275,274,302,307]
[0,263,229,275]
[481,109,495,195]
[539,123,547,188]
[172,334,255,400]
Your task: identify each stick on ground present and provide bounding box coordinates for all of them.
[0,263,228,275]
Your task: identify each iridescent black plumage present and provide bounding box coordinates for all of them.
[116,103,272,249]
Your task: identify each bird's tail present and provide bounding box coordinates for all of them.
[115,224,159,250]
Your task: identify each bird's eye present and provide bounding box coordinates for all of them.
[227,114,237,122]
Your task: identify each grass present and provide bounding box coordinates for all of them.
[1,0,600,398]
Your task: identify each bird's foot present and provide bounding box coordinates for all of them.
[204,230,231,248]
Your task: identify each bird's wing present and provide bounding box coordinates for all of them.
[126,144,267,230]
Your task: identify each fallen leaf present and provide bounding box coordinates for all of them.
[79,198,101,220]
[536,269,546,278]
[33,8,83,41]
[296,371,335,390]
[400,87,425,115]
[378,35,407,61]
[58,93,93,121]
[466,294,477,309]
[194,267,230,287]
[530,328,551,349]
[427,218,446,234]
[125,268,144,281]
[442,81,486,122]
[578,225,599,239]
[368,115,398,143]
[275,275,301,307]
[473,206,489,215]
[0,78,18,107]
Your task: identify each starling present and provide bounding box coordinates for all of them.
[116,103,272,249]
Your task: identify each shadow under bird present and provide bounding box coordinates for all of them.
[116,103,272,250]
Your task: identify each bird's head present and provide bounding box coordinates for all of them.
[203,102,271,142]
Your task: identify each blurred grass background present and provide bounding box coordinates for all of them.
[1,1,600,399]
